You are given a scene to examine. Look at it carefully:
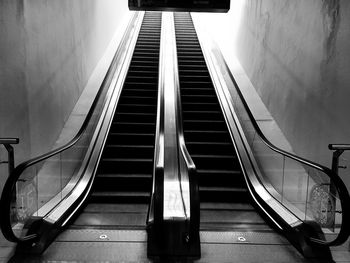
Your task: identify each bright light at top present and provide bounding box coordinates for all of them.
[192,0,245,57]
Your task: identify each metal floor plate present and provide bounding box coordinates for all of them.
[4,229,343,262]
[200,230,289,245]
[56,229,147,242]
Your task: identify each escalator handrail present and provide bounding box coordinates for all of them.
[151,12,164,226]
[173,14,200,241]
[226,64,350,247]
[202,38,350,246]
[0,12,139,243]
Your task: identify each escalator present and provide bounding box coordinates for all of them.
[1,10,350,262]
[70,12,161,230]
[174,13,269,233]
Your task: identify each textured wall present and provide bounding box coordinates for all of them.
[0,0,128,161]
[0,0,129,192]
[235,0,350,185]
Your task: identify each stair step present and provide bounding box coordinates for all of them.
[183,119,226,130]
[114,112,156,123]
[178,69,209,76]
[199,186,249,203]
[192,154,233,159]
[124,76,158,83]
[117,104,156,114]
[119,96,157,104]
[127,70,158,77]
[193,156,239,171]
[98,173,152,179]
[184,130,230,142]
[99,158,153,174]
[197,169,245,188]
[102,144,154,158]
[181,88,216,96]
[94,173,152,192]
[181,95,217,103]
[90,191,150,204]
[200,186,247,192]
[84,203,148,213]
[106,132,155,145]
[111,122,155,133]
[201,202,254,211]
[197,169,240,175]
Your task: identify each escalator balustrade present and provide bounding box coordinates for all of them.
[71,12,162,229]
[174,12,270,231]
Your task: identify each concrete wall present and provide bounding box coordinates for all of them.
[236,0,350,186]
[0,0,129,189]
[193,0,350,188]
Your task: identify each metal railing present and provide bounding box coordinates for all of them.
[0,138,19,176]
[148,12,199,257]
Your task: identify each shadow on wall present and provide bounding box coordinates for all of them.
[0,0,129,194]
[234,0,350,189]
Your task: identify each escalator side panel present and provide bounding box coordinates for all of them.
[174,12,270,231]
[72,12,162,229]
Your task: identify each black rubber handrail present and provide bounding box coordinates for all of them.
[151,47,164,227]
[0,13,139,243]
[174,24,199,244]
[149,12,164,228]
[223,62,350,246]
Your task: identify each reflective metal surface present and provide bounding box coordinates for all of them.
[46,12,145,226]
[159,12,187,220]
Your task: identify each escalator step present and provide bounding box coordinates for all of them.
[110,122,156,133]
[199,186,249,203]
[184,130,230,142]
[94,173,152,192]
[91,191,150,204]
[114,112,156,123]
[183,119,226,130]
[103,146,154,158]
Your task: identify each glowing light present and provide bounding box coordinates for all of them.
[192,0,245,57]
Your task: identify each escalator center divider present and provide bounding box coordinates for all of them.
[87,12,161,222]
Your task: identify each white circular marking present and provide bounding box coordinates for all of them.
[238,236,246,242]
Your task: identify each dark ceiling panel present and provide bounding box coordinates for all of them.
[129,0,230,13]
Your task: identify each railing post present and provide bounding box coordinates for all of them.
[0,138,19,177]
[4,144,14,176]
[329,144,350,175]
[331,149,345,175]
[328,144,350,234]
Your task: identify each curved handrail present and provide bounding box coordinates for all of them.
[173,22,199,241]
[191,13,350,247]
[149,12,199,244]
[224,65,350,246]
[0,13,140,243]
[150,12,165,227]
[196,36,350,246]
[151,45,164,227]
